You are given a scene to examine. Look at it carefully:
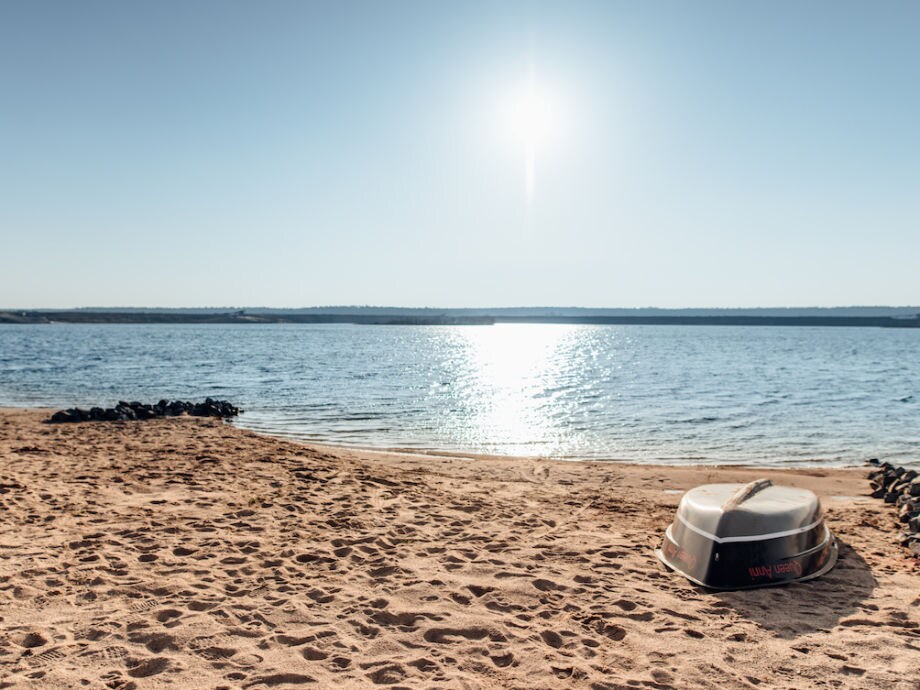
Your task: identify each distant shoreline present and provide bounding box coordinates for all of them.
[2,309,919,328]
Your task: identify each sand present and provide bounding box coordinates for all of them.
[0,408,917,689]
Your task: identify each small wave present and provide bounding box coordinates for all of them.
[331,413,387,421]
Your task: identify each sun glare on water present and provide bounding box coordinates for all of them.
[504,76,555,203]
[459,324,574,454]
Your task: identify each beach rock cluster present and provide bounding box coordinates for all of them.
[49,399,241,423]
[867,459,920,557]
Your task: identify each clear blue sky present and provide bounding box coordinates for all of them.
[1,1,917,308]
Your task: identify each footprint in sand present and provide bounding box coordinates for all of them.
[366,663,407,685]
[129,598,160,613]
[16,632,48,649]
[599,623,627,641]
[155,608,183,623]
[25,648,66,668]
[273,633,314,646]
[540,630,565,648]
[490,652,515,668]
[532,578,565,592]
[126,656,170,678]
[79,645,129,663]
[423,627,489,644]
[243,672,315,687]
[127,631,177,653]
[369,609,424,628]
[408,657,438,673]
[301,646,328,661]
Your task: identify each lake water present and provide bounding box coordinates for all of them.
[0,323,917,466]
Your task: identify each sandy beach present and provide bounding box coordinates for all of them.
[0,408,917,689]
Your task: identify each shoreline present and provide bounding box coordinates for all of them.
[3,309,919,328]
[7,307,920,329]
[0,408,917,688]
[232,418,917,471]
[5,405,893,470]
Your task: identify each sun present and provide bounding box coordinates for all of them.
[503,77,555,202]
[507,80,554,150]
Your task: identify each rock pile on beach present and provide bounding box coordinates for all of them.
[867,458,920,556]
[49,398,241,423]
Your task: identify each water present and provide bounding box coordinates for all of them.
[0,323,917,466]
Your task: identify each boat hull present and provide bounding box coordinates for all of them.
[657,521,838,590]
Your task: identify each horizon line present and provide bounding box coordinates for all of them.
[5,305,920,312]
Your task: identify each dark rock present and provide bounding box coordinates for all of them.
[867,458,880,466]
[910,479,920,497]
[910,516,920,533]
[884,491,900,504]
[48,399,241,424]
[167,401,189,416]
[898,504,918,522]
[875,470,898,486]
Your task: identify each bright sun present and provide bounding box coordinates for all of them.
[507,81,554,150]
[504,77,555,202]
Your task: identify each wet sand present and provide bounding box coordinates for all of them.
[0,408,917,689]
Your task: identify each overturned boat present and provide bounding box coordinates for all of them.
[657,479,838,590]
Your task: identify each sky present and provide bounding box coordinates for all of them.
[1,1,918,309]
